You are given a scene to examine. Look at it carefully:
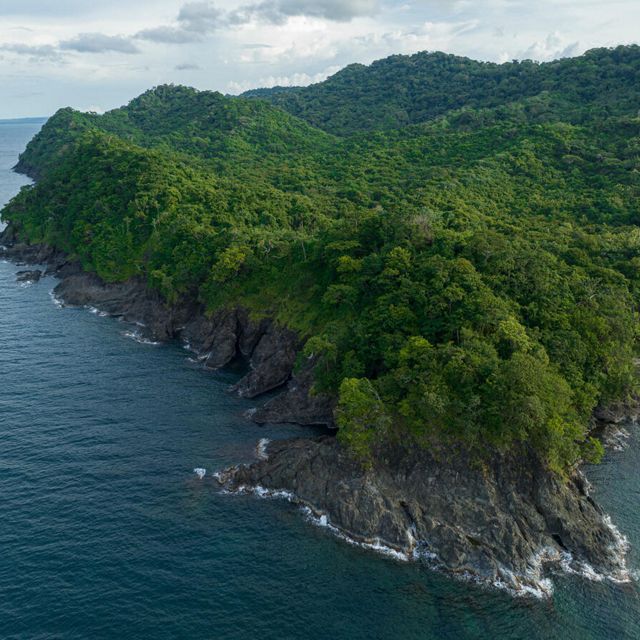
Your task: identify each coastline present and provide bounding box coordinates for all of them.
[0,225,635,598]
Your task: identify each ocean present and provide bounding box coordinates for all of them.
[1,119,639,639]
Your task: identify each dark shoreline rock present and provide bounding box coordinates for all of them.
[0,224,334,425]
[216,436,631,596]
[16,269,42,283]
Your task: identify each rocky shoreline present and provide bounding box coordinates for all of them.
[0,226,335,427]
[1,224,635,597]
[215,436,632,597]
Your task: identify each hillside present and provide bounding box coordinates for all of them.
[244,46,640,135]
[3,45,640,474]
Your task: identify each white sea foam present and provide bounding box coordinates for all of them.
[225,481,410,562]
[604,427,632,452]
[300,506,410,561]
[122,329,161,346]
[87,306,109,317]
[49,290,64,308]
[256,438,270,460]
[194,468,206,479]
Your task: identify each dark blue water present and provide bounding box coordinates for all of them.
[1,121,640,640]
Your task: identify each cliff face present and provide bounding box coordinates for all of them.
[0,226,335,427]
[216,437,631,596]
[0,226,633,597]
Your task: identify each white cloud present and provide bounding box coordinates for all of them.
[519,32,581,61]
[227,64,343,92]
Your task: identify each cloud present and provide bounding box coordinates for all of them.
[175,62,201,70]
[138,0,380,44]
[137,1,222,43]
[519,32,581,61]
[136,25,201,44]
[177,2,223,33]
[228,64,343,93]
[258,0,380,22]
[227,0,380,26]
[60,33,140,54]
[0,43,61,61]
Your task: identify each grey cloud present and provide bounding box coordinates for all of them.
[229,0,380,24]
[0,43,61,61]
[175,62,201,70]
[137,1,222,43]
[136,25,201,44]
[60,33,140,54]
[139,0,380,45]
[177,2,223,32]
[267,0,380,21]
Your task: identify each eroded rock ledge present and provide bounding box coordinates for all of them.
[216,436,631,596]
[0,228,335,426]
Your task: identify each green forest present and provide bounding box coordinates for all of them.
[4,45,640,472]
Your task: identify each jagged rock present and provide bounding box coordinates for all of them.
[1,241,58,265]
[182,309,239,369]
[3,229,635,597]
[237,308,270,357]
[16,269,42,283]
[232,325,299,398]
[53,273,193,341]
[593,397,640,425]
[219,436,630,595]
[253,360,336,426]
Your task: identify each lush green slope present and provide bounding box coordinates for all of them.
[5,46,640,471]
[244,46,640,135]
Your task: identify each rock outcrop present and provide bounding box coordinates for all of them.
[217,436,631,596]
[1,225,326,422]
[252,361,336,427]
[16,269,42,283]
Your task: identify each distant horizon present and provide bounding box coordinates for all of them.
[0,117,49,124]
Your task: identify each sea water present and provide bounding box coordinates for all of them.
[1,120,639,640]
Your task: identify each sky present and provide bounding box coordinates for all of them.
[0,0,638,118]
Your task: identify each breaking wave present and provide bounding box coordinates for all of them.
[256,438,270,460]
[87,306,109,317]
[122,329,161,346]
[49,290,64,309]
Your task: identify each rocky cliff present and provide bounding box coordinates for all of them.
[0,225,335,425]
[215,436,631,596]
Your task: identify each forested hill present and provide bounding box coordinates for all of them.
[243,46,640,135]
[4,45,640,473]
